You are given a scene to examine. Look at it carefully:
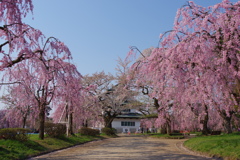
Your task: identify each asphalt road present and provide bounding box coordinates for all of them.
[28,135,220,160]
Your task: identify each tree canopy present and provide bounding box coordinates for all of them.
[127,0,240,134]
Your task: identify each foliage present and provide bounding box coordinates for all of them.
[184,133,240,159]
[126,0,240,134]
[44,122,66,138]
[101,127,116,136]
[0,128,31,141]
[78,127,100,136]
[52,63,83,135]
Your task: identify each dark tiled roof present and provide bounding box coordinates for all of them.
[116,112,142,119]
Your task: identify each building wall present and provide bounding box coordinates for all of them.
[112,118,141,133]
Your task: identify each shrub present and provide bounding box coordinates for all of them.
[78,127,100,136]
[44,122,66,138]
[211,131,222,135]
[172,130,180,133]
[0,128,31,141]
[169,133,183,136]
[101,127,116,136]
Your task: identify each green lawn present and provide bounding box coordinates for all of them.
[0,134,102,160]
[184,132,240,160]
[150,134,184,139]
[148,133,184,139]
[143,133,184,139]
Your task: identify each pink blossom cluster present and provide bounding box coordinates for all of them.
[127,0,240,133]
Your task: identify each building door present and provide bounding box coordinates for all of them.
[123,128,129,133]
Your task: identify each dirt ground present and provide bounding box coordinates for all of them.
[28,135,220,160]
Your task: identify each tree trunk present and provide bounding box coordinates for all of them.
[202,114,210,135]
[103,111,117,128]
[153,98,160,110]
[219,110,233,134]
[38,106,45,140]
[22,106,30,128]
[222,116,232,134]
[104,116,113,128]
[160,124,167,134]
[163,114,171,135]
[82,120,88,127]
[201,105,210,135]
[166,120,171,135]
[22,115,27,128]
[67,112,73,136]
[189,103,209,135]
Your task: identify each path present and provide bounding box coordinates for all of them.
[28,135,220,160]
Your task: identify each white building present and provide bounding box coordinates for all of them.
[112,109,142,133]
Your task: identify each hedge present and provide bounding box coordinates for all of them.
[78,127,100,136]
[101,127,116,136]
[44,122,66,138]
[0,128,31,141]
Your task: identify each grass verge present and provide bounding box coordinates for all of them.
[184,132,240,160]
[148,133,184,139]
[0,134,103,160]
[100,133,118,138]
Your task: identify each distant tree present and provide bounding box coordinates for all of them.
[0,86,37,129]
[83,66,139,129]
[99,83,138,128]
[82,71,114,128]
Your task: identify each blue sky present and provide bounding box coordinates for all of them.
[24,0,238,76]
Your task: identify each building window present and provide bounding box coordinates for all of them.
[122,109,131,112]
[121,121,135,126]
